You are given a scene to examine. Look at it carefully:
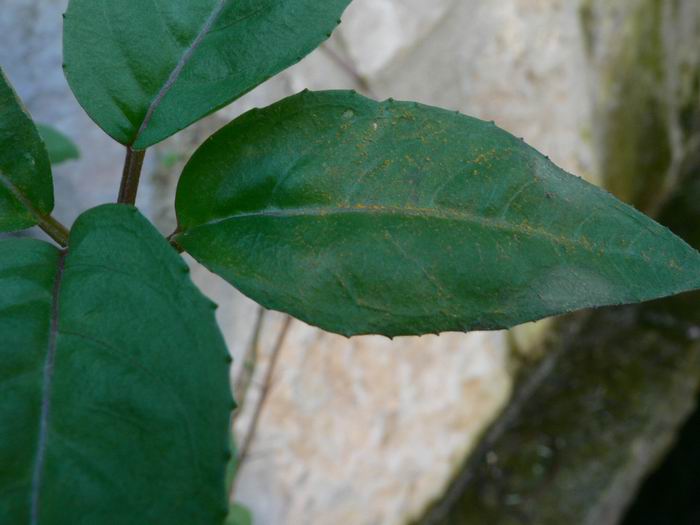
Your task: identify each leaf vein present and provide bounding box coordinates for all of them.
[30,249,67,525]
[0,170,44,226]
[186,205,579,249]
[132,0,229,146]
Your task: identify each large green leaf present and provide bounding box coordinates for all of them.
[63,0,352,149]
[174,90,700,337]
[0,69,53,232]
[0,205,233,523]
[37,124,80,166]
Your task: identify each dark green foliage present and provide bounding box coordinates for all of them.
[2,2,699,524]
[0,69,54,232]
[174,90,700,337]
[0,205,232,524]
[63,0,352,149]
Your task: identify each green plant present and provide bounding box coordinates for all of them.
[1,2,699,524]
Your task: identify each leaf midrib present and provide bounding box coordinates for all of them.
[131,0,229,147]
[182,204,595,250]
[0,169,46,225]
[30,250,67,525]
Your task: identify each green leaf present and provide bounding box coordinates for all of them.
[0,205,233,523]
[37,124,80,165]
[63,0,352,149]
[0,69,53,232]
[226,504,253,525]
[174,90,700,337]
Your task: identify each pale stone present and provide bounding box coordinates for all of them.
[337,0,456,77]
[230,320,511,525]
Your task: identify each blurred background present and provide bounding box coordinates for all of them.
[2,1,699,524]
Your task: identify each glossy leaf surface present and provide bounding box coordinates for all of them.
[175,90,700,337]
[0,205,232,523]
[37,124,80,165]
[63,0,352,149]
[0,69,53,232]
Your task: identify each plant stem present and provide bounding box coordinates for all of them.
[117,147,146,205]
[234,307,266,412]
[0,170,70,246]
[231,315,293,498]
[166,230,185,253]
[38,214,70,248]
